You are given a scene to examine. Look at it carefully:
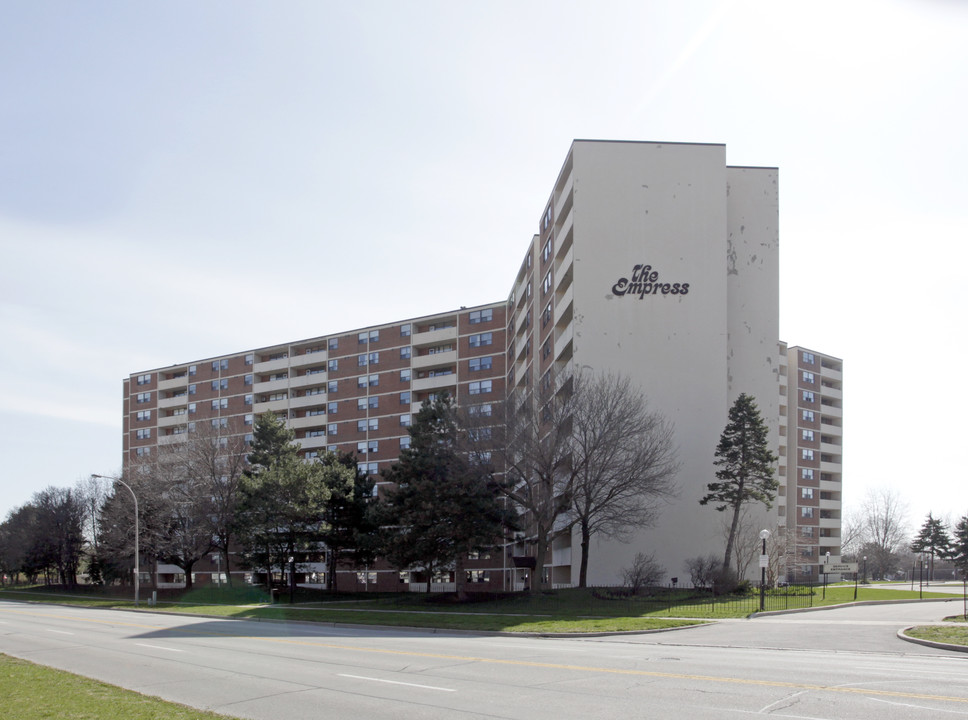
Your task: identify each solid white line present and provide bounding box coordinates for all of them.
[44,629,73,635]
[337,673,456,692]
[135,643,184,653]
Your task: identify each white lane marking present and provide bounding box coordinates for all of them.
[44,629,74,635]
[337,673,456,692]
[135,643,184,653]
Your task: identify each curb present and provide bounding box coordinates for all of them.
[750,596,957,618]
[897,625,968,654]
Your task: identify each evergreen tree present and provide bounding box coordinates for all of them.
[246,412,299,473]
[951,515,968,579]
[700,393,778,572]
[910,512,952,582]
[382,394,513,599]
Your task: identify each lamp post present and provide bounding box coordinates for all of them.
[862,555,867,585]
[822,551,830,599]
[759,529,770,612]
[91,474,139,606]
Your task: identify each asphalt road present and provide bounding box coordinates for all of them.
[1,597,966,720]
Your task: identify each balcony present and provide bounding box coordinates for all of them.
[819,518,840,529]
[412,374,457,393]
[290,351,327,368]
[253,398,288,414]
[158,394,189,409]
[254,356,290,374]
[299,435,329,450]
[819,498,841,511]
[290,373,327,389]
[412,349,457,370]
[289,415,327,430]
[253,378,290,394]
[290,394,327,410]
[158,375,188,392]
[820,460,841,473]
[158,414,188,428]
[158,434,186,446]
[412,325,457,348]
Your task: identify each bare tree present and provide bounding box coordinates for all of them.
[566,372,678,587]
[495,374,583,594]
[622,552,665,594]
[852,487,910,580]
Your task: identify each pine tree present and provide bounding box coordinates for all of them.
[381,394,513,599]
[910,512,952,582]
[700,393,778,572]
[951,515,968,579]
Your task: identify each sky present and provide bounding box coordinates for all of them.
[1,0,966,537]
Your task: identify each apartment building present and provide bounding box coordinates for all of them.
[778,344,844,582]
[123,140,840,589]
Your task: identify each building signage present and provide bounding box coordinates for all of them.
[611,264,689,298]
[824,563,858,574]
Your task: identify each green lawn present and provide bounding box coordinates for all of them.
[905,624,968,647]
[0,583,956,634]
[0,653,239,720]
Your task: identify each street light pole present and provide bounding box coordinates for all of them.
[92,474,139,606]
[759,529,770,612]
[822,551,830,600]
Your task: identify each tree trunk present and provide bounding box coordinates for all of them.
[723,502,742,572]
[578,519,590,588]
[455,554,467,602]
[532,529,547,595]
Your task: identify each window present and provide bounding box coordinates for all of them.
[244,414,253,425]
[802,429,814,441]
[136,428,151,439]
[469,356,493,372]
[370,330,379,343]
[802,449,814,460]
[801,507,814,518]
[400,369,411,382]
[211,398,228,410]
[136,410,151,421]
[400,391,411,404]
[369,352,379,365]
[802,410,814,422]
[543,204,552,229]
[188,384,196,395]
[469,332,493,347]
[328,423,338,436]
[357,462,378,475]
[137,373,151,385]
[368,396,378,409]
[245,353,254,365]
[801,468,814,480]
[369,374,379,387]
[328,359,338,371]
[212,359,229,371]
[244,394,253,406]
[469,308,493,324]
[357,441,368,454]
[328,338,338,351]
[468,403,492,417]
[357,398,367,411]
[244,374,253,386]
[305,386,325,396]
[802,351,815,364]
[400,414,411,427]
[542,270,552,295]
[368,418,378,431]
[802,488,814,499]
[401,324,411,337]
[307,409,325,417]
[136,392,151,403]
[188,365,197,376]
[211,418,228,429]
[368,440,378,454]
[328,402,338,415]
[400,346,411,360]
[802,390,815,402]
[541,340,551,359]
[542,302,552,328]
[357,420,367,432]
[400,437,411,450]
[188,403,196,414]
[328,380,338,393]
[211,379,228,391]
[468,380,492,395]
[136,447,150,457]
[358,354,367,367]
[358,332,368,344]
[428,344,452,355]
[542,237,552,263]
[802,371,815,383]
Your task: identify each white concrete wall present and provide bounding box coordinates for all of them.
[561,141,780,585]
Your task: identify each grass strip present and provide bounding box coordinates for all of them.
[904,625,968,647]
[0,653,239,720]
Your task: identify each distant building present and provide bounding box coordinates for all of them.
[123,140,841,589]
